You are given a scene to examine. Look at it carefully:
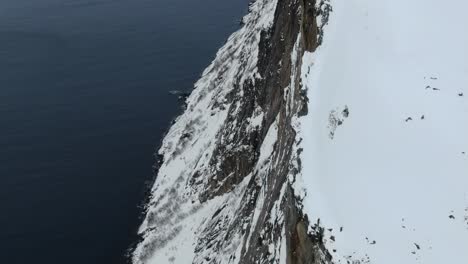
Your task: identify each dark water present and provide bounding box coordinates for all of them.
[0,0,247,263]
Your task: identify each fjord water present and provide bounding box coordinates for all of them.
[0,0,247,263]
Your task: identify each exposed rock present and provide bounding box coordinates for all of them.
[131,0,333,263]
[328,105,350,139]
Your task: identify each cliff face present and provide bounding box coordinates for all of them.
[132,0,468,263]
[132,0,332,263]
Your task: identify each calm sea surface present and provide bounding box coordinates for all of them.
[0,0,247,263]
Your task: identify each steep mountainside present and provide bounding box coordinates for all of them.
[132,0,332,263]
[132,0,468,263]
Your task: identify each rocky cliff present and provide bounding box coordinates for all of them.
[131,0,332,263]
[134,0,468,262]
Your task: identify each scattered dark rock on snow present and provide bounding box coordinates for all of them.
[340,226,343,232]
[432,87,440,91]
[465,208,468,227]
[342,106,350,118]
[414,243,421,250]
[328,105,350,139]
[430,77,438,80]
[365,237,376,245]
[180,132,192,140]
[405,117,413,122]
[449,215,456,219]
[459,93,464,97]
[421,115,425,120]
[425,85,432,89]
[345,253,371,264]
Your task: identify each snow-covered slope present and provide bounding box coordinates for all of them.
[132,0,331,263]
[297,0,468,263]
[133,0,467,263]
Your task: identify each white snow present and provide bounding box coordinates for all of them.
[299,0,468,263]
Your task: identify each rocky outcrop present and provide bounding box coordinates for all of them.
[132,1,333,263]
